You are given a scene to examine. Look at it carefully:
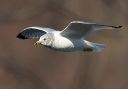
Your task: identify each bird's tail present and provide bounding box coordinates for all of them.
[91,42,106,52]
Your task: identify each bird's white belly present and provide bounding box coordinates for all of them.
[51,33,84,51]
[52,37,74,51]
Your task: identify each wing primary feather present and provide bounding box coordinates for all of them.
[60,21,122,38]
[16,33,28,39]
[111,25,122,28]
[16,28,47,39]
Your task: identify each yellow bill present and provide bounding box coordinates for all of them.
[34,41,41,46]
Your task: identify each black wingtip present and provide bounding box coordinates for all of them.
[113,25,123,28]
[16,33,28,40]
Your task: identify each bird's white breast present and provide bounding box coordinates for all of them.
[51,32,85,51]
[52,32,75,51]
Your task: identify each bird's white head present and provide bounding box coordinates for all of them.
[34,33,54,47]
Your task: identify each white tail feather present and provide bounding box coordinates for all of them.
[91,43,106,52]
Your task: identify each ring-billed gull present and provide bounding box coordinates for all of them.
[16,21,122,52]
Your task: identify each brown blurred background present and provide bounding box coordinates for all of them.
[0,0,128,89]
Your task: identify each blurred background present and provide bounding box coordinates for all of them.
[0,0,128,89]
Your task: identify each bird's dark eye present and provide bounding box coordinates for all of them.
[44,38,46,41]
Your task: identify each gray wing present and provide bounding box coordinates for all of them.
[60,21,122,38]
[16,27,55,39]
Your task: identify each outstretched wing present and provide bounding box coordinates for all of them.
[60,21,122,39]
[16,27,55,39]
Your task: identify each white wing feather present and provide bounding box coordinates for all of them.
[60,21,122,38]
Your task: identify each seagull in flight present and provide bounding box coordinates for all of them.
[16,21,122,52]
